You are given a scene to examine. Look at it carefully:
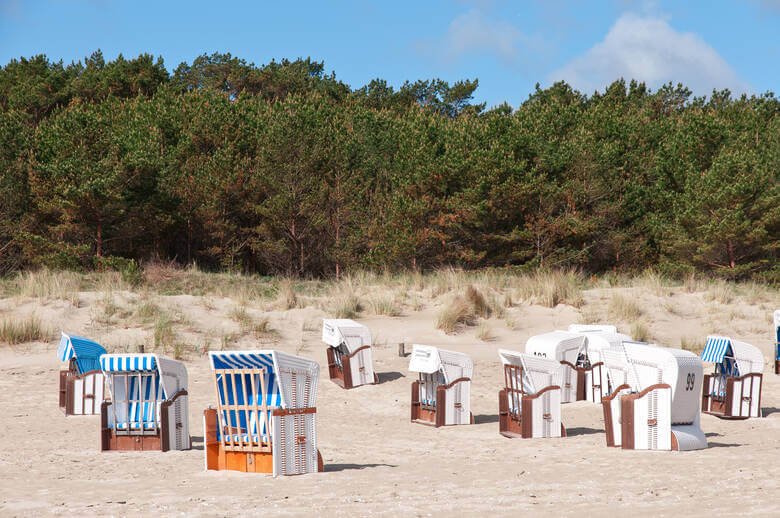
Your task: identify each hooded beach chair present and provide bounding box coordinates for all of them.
[774,310,780,374]
[701,335,764,419]
[99,354,190,451]
[498,349,566,439]
[204,350,323,476]
[322,319,377,389]
[567,324,632,400]
[409,345,473,427]
[57,332,106,415]
[525,330,603,403]
[600,343,706,451]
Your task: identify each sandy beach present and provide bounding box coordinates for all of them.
[1,280,779,516]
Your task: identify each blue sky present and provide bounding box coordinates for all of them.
[1,0,778,108]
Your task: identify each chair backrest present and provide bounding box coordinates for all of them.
[100,354,168,430]
[409,344,473,384]
[621,343,702,426]
[525,331,587,365]
[322,319,371,353]
[499,349,563,394]
[208,351,318,450]
[58,332,106,374]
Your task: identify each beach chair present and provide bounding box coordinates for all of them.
[567,324,632,401]
[600,348,635,447]
[322,319,377,389]
[57,332,106,416]
[600,342,707,451]
[498,349,566,439]
[701,335,764,419]
[99,353,190,452]
[409,345,473,427]
[525,330,601,403]
[774,310,780,374]
[204,350,323,476]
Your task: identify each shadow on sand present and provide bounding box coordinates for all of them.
[324,463,397,472]
[376,371,404,383]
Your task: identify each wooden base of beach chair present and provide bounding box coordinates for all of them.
[59,369,104,416]
[775,360,780,375]
[100,392,188,452]
[701,373,762,420]
[203,409,324,474]
[498,389,566,439]
[601,384,630,447]
[327,347,378,389]
[411,380,474,427]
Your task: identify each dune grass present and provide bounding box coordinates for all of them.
[0,314,49,345]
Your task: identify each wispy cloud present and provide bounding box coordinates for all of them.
[549,13,750,96]
[414,9,529,65]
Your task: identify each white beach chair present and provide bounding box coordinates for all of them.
[701,335,764,419]
[322,319,377,389]
[525,330,595,402]
[567,324,632,401]
[498,349,565,439]
[409,344,473,427]
[204,350,322,476]
[57,332,106,416]
[600,343,707,451]
[99,353,190,452]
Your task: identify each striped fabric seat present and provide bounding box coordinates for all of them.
[100,354,165,431]
[58,333,106,374]
[210,352,283,445]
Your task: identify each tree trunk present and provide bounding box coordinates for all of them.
[96,216,103,257]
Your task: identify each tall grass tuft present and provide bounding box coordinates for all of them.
[465,285,491,318]
[435,295,475,334]
[12,268,81,306]
[705,280,735,305]
[0,314,49,344]
[516,270,583,308]
[630,320,650,342]
[608,293,642,321]
[368,294,401,317]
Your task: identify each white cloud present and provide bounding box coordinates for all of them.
[415,9,526,65]
[549,13,751,96]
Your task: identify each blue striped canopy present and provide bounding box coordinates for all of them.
[100,354,158,372]
[57,333,106,374]
[701,336,731,363]
[208,351,283,443]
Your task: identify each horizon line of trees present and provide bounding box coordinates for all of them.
[0,50,777,281]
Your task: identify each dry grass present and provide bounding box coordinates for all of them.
[7,268,81,306]
[706,280,735,305]
[630,320,651,342]
[635,270,673,297]
[0,314,49,344]
[330,293,362,319]
[608,293,642,321]
[578,304,601,324]
[465,285,491,318]
[515,270,583,308]
[475,322,494,341]
[680,335,705,353]
[274,279,298,310]
[368,294,401,317]
[435,295,475,334]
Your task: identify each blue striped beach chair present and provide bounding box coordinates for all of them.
[498,349,566,439]
[99,353,190,451]
[204,350,322,476]
[57,332,106,415]
[701,335,764,419]
[409,344,473,427]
